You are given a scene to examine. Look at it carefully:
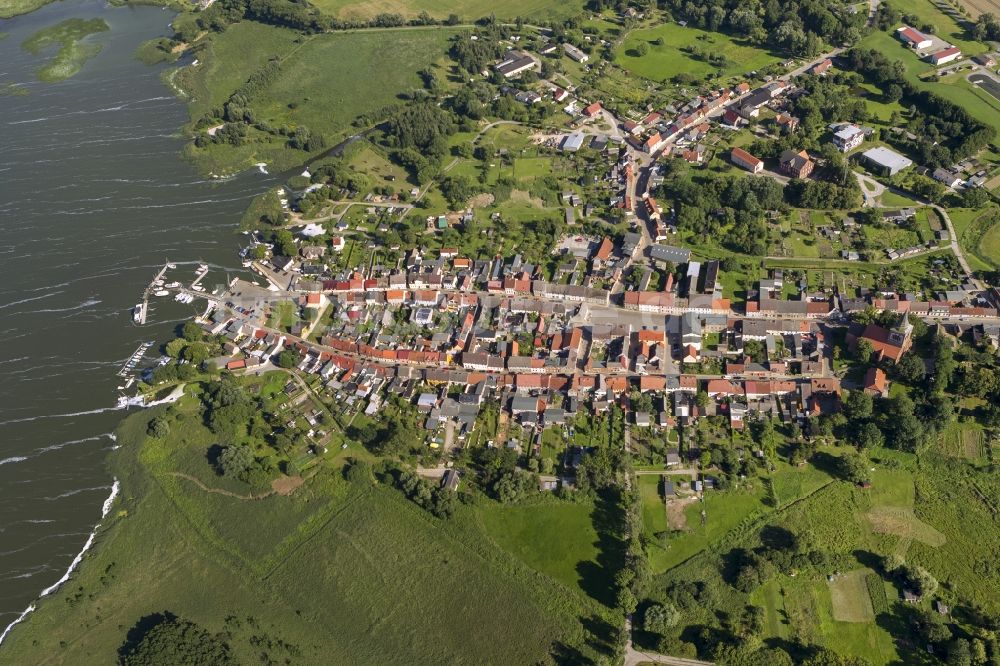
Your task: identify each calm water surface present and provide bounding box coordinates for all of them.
[0,0,272,631]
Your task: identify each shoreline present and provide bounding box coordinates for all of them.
[0,479,121,647]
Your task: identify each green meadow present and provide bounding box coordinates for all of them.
[178,24,461,174]
[1,388,619,663]
[638,438,1000,663]
[0,0,53,18]
[616,22,780,83]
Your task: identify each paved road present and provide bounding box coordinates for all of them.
[854,171,886,207]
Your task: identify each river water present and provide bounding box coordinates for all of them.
[0,0,272,631]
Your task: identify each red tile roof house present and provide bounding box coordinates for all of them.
[779,149,815,178]
[811,58,833,75]
[583,102,603,118]
[847,323,913,362]
[863,367,889,397]
[731,147,763,174]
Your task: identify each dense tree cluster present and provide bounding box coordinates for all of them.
[972,12,1000,41]
[474,446,539,502]
[120,613,233,666]
[393,467,457,518]
[662,173,785,255]
[784,178,862,210]
[451,28,509,73]
[659,0,865,56]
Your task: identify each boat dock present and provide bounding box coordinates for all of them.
[133,261,172,326]
[117,341,154,378]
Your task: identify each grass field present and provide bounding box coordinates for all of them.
[179,25,461,174]
[829,570,876,622]
[937,420,986,459]
[479,496,622,603]
[2,391,616,663]
[654,478,905,663]
[20,18,109,82]
[616,22,780,83]
[310,0,585,21]
[883,0,982,53]
[949,206,1000,271]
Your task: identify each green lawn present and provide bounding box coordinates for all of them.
[1,392,615,663]
[616,22,780,83]
[858,29,999,136]
[310,0,585,21]
[655,485,767,571]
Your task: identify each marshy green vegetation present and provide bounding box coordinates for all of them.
[0,375,622,663]
[0,0,54,19]
[21,18,109,82]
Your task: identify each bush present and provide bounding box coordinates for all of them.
[218,444,254,479]
[147,417,170,439]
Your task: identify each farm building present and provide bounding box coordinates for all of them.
[563,43,589,63]
[928,46,961,65]
[896,26,932,49]
[495,51,536,78]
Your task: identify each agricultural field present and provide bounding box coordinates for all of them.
[615,22,780,84]
[310,0,586,21]
[958,0,1000,17]
[1,390,616,663]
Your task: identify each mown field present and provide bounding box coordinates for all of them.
[176,24,461,175]
[1,389,618,664]
[615,22,780,83]
[311,0,585,20]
